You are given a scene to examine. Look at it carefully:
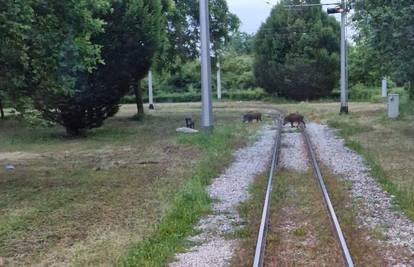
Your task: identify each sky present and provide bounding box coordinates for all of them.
[227,0,342,34]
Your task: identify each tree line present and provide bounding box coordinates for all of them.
[0,0,238,135]
[253,0,414,102]
[352,0,414,99]
[1,0,412,135]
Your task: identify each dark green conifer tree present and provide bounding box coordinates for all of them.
[254,0,340,100]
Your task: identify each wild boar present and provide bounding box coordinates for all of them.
[283,113,306,128]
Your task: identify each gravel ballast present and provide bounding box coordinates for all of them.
[280,127,309,172]
[307,122,414,265]
[170,124,277,267]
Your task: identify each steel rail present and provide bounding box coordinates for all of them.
[302,129,355,267]
[252,120,282,267]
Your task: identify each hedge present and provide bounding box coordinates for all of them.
[121,88,268,104]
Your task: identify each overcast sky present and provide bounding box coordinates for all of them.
[227,0,342,34]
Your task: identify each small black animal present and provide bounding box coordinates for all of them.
[283,113,306,128]
[185,117,195,129]
[243,112,262,123]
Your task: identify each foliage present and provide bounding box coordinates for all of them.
[156,60,201,94]
[88,0,162,117]
[122,88,267,103]
[348,44,382,87]
[221,53,256,90]
[348,84,379,101]
[254,0,340,100]
[15,0,162,136]
[154,0,240,71]
[225,31,254,55]
[135,50,258,102]
[409,83,414,100]
[354,0,414,98]
[0,1,33,113]
[0,0,109,134]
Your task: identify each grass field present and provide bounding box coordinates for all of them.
[0,103,270,266]
[1,101,412,266]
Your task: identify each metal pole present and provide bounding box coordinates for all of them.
[148,70,154,110]
[200,0,214,132]
[340,0,349,114]
[217,62,222,100]
[382,77,388,97]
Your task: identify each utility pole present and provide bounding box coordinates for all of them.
[148,70,154,110]
[217,62,222,100]
[327,1,350,114]
[340,0,348,114]
[199,0,214,133]
[280,1,351,114]
[382,77,388,97]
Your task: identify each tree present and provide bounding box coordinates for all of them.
[254,0,340,100]
[0,0,33,117]
[221,53,256,90]
[0,93,4,119]
[164,0,239,59]
[23,0,110,136]
[94,0,162,116]
[348,43,381,87]
[153,0,239,74]
[28,0,162,135]
[354,1,414,98]
[226,31,254,55]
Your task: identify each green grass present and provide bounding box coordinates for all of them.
[292,227,306,237]
[0,103,268,265]
[327,119,372,138]
[327,119,414,220]
[119,123,252,267]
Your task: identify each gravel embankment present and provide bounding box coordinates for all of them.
[307,122,414,264]
[170,124,277,267]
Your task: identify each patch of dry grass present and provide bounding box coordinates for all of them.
[0,102,271,266]
[264,170,344,266]
[231,170,345,267]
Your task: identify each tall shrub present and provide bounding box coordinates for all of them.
[254,0,340,100]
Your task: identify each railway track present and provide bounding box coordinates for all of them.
[253,120,355,267]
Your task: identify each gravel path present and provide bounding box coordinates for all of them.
[307,122,414,265]
[170,124,277,267]
[279,127,309,172]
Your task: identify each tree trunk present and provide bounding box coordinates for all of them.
[65,127,80,137]
[0,100,4,119]
[134,79,145,115]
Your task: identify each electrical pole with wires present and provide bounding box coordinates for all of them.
[278,0,351,114]
[199,0,214,133]
[326,1,350,114]
[340,0,349,114]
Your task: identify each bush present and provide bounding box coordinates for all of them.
[222,88,267,101]
[347,84,408,103]
[389,87,408,97]
[349,84,378,101]
[254,0,340,100]
[122,88,268,104]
